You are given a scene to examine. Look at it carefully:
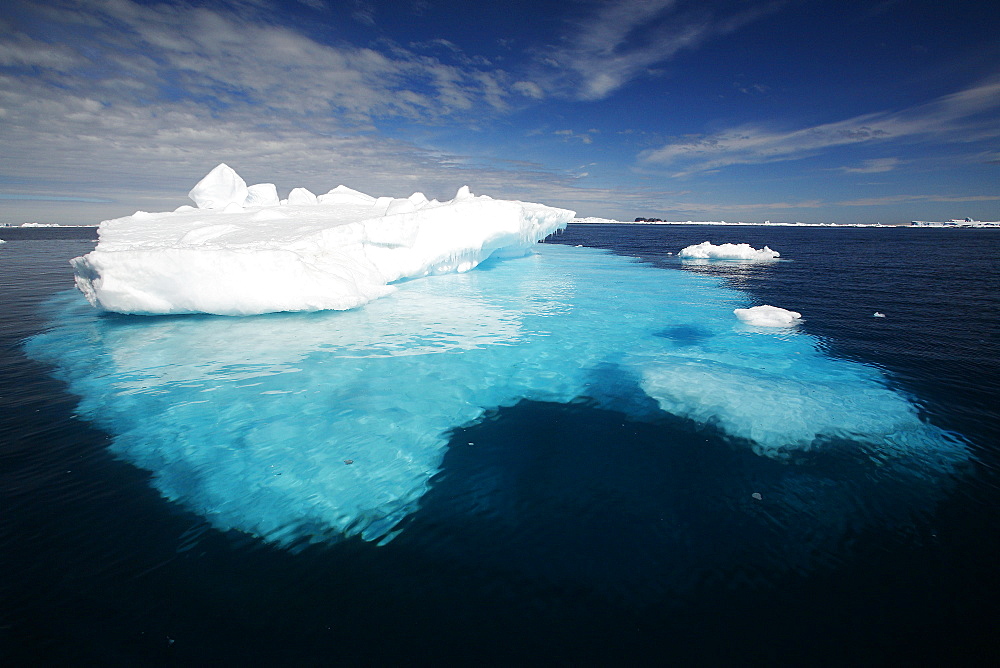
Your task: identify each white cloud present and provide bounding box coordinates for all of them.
[0,66,657,223]
[0,35,81,70]
[512,80,544,99]
[836,193,1000,207]
[641,78,1000,175]
[10,0,516,122]
[840,158,901,174]
[0,0,582,223]
[554,129,595,144]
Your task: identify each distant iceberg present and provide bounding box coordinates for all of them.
[678,241,780,261]
[70,164,574,315]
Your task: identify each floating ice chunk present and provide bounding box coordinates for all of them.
[734,305,802,327]
[244,183,279,208]
[287,187,317,205]
[70,165,575,315]
[188,163,248,210]
[874,312,886,318]
[679,241,779,260]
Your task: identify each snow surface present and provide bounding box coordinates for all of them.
[71,164,574,315]
[31,244,963,548]
[734,305,802,327]
[679,241,780,260]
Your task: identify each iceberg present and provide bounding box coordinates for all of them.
[678,241,780,261]
[29,240,964,549]
[70,165,574,315]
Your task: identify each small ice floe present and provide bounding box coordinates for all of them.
[751,492,763,500]
[678,241,779,261]
[734,305,802,327]
[873,312,886,318]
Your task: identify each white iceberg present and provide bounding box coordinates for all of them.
[678,241,780,260]
[71,165,574,316]
[734,304,802,327]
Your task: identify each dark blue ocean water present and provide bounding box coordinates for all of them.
[2,224,998,665]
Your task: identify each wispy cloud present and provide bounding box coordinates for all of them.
[534,0,782,100]
[554,129,597,144]
[640,78,1000,175]
[839,158,902,173]
[835,193,1000,207]
[5,0,517,123]
[0,194,114,202]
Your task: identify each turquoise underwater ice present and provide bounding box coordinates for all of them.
[27,244,964,547]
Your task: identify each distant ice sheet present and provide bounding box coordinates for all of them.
[70,164,574,315]
[30,244,965,549]
[679,241,780,260]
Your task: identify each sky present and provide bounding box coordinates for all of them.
[1,0,998,225]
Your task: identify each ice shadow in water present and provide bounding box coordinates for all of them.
[653,323,714,346]
[393,390,943,606]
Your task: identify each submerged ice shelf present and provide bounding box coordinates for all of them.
[71,164,574,316]
[29,242,965,549]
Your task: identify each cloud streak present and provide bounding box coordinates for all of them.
[640,78,1000,175]
[839,158,901,174]
[533,0,782,100]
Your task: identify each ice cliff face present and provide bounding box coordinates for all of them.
[71,164,574,315]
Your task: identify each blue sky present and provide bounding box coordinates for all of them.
[1,0,997,224]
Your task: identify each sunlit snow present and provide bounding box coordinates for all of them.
[70,164,573,315]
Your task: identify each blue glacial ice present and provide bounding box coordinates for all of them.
[28,243,964,547]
